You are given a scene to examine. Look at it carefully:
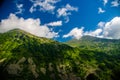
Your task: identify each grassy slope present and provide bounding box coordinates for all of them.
[0,29,120,80]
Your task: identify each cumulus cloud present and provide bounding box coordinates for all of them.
[97,21,105,28]
[98,7,105,14]
[63,17,120,39]
[45,21,62,26]
[103,0,108,6]
[103,17,120,39]
[63,27,102,40]
[15,4,24,14]
[111,0,120,7]
[84,29,102,37]
[63,27,84,40]
[57,4,78,23]
[29,0,60,13]
[0,13,58,38]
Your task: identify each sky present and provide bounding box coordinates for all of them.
[0,0,120,42]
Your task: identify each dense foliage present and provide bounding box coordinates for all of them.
[0,29,120,80]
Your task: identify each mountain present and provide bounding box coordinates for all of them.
[65,35,120,47]
[65,36,120,54]
[0,29,120,80]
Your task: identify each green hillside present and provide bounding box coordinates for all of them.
[0,29,120,80]
[65,36,120,54]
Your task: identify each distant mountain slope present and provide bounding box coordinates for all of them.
[65,36,120,53]
[0,29,120,80]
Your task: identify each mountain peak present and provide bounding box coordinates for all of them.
[6,29,32,36]
[0,29,57,45]
[9,28,25,32]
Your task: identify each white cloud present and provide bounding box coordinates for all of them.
[102,17,120,39]
[45,21,62,26]
[57,4,78,23]
[0,13,58,38]
[97,21,105,28]
[63,27,102,40]
[111,0,120,7]
[57,4,78,17]
[29,0,60,13]
[63,27,84,40]
[29,6,36,13]
[15,4,24,14]
[103,0,108,5]
[84,29,102,37]
[98,7,105,14]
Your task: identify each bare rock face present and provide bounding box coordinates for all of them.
[48,63,53,72]
[7,63,21,75]
[40,67,46,75]
[6,57,39,78]
[28,58,39,78]
[6,57,26,75]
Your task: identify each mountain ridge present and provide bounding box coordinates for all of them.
[66,35,120,44]
[65,35,120,52]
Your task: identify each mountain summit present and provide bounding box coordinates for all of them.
[0,29,120,80]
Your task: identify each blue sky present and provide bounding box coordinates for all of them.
[0,0,120,42]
